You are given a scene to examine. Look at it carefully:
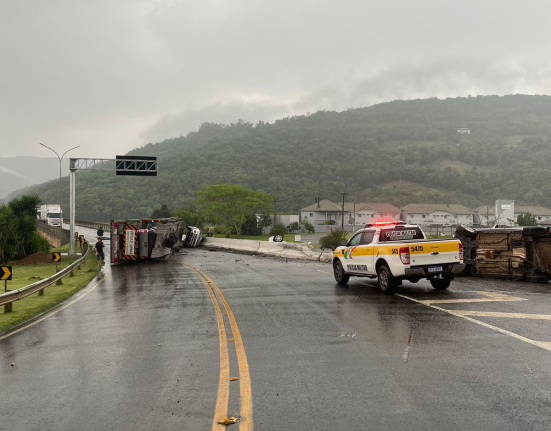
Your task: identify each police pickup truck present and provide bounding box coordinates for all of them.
[332,221,464,293]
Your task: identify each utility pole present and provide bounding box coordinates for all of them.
[273,198,280,227]
[341,192,348,231]
[39,143,80,246]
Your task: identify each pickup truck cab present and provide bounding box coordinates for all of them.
[332,221,465,293]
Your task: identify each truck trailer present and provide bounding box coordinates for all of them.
[110,218,202,265]
[38,204,63,226]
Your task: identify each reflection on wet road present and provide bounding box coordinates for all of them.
[2,230,551,430]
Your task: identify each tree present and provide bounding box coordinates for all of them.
[319,228,347,251]
[0,194,48,263]
[517,212,538,226]
[151,204,172,218]
[196,184,273,236]
[258,213,272,232]
[303,220,315,233]
[288,221,300,232]
[242,214,262,235]
[173,206,204,228]
[269,224,287,237]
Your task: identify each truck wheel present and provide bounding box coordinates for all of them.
[377,265,397,294]
[333,260,349,285]
[430,278,451,290]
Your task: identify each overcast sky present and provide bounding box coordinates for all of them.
[2,0,551,160]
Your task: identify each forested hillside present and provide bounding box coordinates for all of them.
[16,95,551,221]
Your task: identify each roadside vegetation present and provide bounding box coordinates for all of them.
[0,194,50,264]
[20,95,551,221]
[0,243,101,333]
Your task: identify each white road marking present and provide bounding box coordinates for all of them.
[454,310,551,320]
[317,270,330,274]
[397,293,551,353]
[421,291,526,305]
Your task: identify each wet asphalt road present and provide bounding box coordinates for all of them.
[2,226,551,430]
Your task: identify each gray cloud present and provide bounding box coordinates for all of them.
[2,0,551,159]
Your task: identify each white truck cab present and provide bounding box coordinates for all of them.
[332,221,464,293]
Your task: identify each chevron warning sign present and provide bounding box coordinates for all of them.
[52,252,61,262]
[1,266,12,280]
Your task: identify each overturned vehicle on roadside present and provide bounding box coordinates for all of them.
[454,225,551,283]
[110,218,202,265]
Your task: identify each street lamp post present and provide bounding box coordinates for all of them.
[39,143,80,246]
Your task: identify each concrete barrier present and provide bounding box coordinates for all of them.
[200,237,333,263]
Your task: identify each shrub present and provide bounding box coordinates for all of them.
[242,214,262,235]
[319,228,347,251]
[31,232,51,254]
[325,220,336,225]
[269,224,287,238]
[302,220,315,233]
[288,221,300,233]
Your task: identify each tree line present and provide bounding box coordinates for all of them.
[14,95,551,222]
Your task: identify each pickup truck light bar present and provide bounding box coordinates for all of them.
[365,220,406,228]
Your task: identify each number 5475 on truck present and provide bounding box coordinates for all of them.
[332,221,465,293]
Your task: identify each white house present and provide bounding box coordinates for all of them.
[300,200,400,231]
[300,199,345,225]
[345,202,400,227]
[402,204,473,227]
[473,205,551,227]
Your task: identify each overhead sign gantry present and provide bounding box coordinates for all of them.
[68,156,157,255]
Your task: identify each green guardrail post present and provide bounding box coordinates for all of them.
[55,260,63,285]
[3,268,13,312]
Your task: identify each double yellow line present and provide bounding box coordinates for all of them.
[183,262,253,430]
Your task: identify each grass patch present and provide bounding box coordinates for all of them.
[0,245,101,333]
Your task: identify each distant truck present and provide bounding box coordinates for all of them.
[38,204,63,226]
[110,218,203,265]
[332,221,465,293]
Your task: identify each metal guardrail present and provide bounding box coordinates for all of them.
[0,245,91,307]
[63,219,110,232]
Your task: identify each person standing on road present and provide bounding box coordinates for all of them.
[95,238,105,266]
[97,226,104,237]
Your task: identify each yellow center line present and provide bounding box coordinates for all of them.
[183,262,253,431]
[192,268,230,429]
[0,273,106,341]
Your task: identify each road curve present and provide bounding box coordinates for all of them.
[2,232,551,430]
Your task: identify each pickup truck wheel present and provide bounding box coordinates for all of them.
[430,278,451,290]
[377,265,397,294]
[333,260,349,285]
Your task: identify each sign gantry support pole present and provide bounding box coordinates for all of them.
[68,157,157,256]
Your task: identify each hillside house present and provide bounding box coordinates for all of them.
[300,200,400,231]
[402,204,473,227]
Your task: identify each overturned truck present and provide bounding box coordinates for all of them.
[110,218,202,265]
[455,225,551,283]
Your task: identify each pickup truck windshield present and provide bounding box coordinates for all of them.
[379,227,424,242]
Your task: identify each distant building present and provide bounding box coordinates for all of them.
[457,128,471,134]
[401,203,473,227]
[473,205,551,226]
[300,200,400,232]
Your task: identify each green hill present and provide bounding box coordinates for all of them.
[15,94,551,221]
